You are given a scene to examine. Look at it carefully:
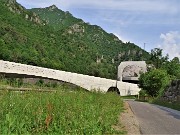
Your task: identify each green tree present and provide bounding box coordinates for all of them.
[149,48,169,69]
[162,57,180,79]
[139,69,170,97]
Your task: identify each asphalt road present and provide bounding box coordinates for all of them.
[127,100,180,135]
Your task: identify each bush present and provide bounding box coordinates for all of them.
[35,79,44,87]
[152,99,180,111]
[139,90,148,96]
[139,69,170,97]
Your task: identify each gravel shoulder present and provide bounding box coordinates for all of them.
[114,100,141,135]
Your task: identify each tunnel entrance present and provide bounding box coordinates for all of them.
[107,87,120,95]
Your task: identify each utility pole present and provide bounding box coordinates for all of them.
[144,43,146,50]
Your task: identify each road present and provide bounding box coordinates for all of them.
[127,100,180,134]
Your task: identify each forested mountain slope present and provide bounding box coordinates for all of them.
[0,0,150,79]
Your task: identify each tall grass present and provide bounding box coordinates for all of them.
[152,99,180,111]
[0,88,124,134]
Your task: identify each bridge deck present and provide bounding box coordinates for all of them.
[0,60,140,96]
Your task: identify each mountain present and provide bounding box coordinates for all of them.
[30,5,82,31]
[0,0,150,79]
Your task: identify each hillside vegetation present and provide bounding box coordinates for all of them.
[0,0,150,79]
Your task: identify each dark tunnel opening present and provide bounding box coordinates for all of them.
[107,87,120,95]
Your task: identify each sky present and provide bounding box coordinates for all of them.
[16,0,180,59]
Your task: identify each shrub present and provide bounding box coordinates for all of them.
[139,69,170,97]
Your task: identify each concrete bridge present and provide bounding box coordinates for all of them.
[0,60,141,96]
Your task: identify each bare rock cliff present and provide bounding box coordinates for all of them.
[161,80,180,103]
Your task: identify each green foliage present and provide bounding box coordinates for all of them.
[162,57,180,79]
[139,89,148,96]
[35,79,44,87]
[139,69,170,97]
[139,48,180,111]
[5,78,23,87]
[0,89,124,134]
[30,6,82,31]
[148,48,169,69]
[152,99,180,111]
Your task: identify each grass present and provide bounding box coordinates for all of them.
[152,99,180,111]
[0,82,125,134]
[135,94,180,111]
[121,95,137,100]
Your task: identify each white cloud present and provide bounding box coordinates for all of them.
[158,31,180,59]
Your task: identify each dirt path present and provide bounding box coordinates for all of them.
[113,100,141,135]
